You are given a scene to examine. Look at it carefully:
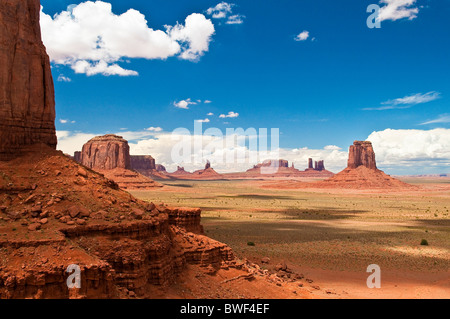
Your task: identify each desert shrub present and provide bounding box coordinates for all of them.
[247,242,256,246]
[420,239,429,246]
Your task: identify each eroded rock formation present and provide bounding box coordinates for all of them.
[74,151,82,163]
[237,159,333,179]
[0,0,57,160]
[76,135,162,188]
[130,155,156,171]
[315,141,411,189]
[348,141,377,170]
[260,160,289,168]
[0,147,234,298]
[81,135,130,170]
[306,158,325,172]
[129,155,169,180]
[170,166,192,176]
[0,1,313,299]
[0,1,240,298]
[156,164,166,173]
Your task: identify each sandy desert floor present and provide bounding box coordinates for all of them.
[130,177,450,299]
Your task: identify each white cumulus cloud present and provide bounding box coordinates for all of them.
[378,0,420,22]
[368,128,450,173]
[174,98,198,109]
[146,127,163,132]
[56,128,450,175]
[40,1,215,76]
[206,2,245,25]
[295,31,310,41]
[57,74,72,82]
[219,111,239,118]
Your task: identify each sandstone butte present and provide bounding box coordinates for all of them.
[77,134,163,189]
[0,0,56,161]
[224,159,334,179]
[0,0,311,299]
[130,155,171,180]
[167,162,224,180]
[313,141,412,189]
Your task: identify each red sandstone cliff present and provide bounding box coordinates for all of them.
[130,155,171,180]
[81,135,131,170]
[348,141,377,170]
[78,135,162,189]
[0,0,313,299]
[0,0,56,160]
[316,141,411,189]
[130,155,156,171]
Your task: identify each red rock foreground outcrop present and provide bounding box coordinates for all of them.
[0,0,57,160]
[0,147,235,298]
[0,0,293,299]
[76,135,162,189]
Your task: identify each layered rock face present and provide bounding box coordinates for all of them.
[0,1,238,298]
[74,151,81,163]
[316,160,325,171]
[170,166,191,176]
[156,164,166,172]
[348,141,377,170]
[129,156,171,180]
[130,155,156,171]
[238,158,334,179]
[0,148,233,298]
[77,135,162,188]
[0,0,56,160]
[81,135,131,170]
[260,160,289,168]
[306,158,325,172]
[317,140,411,189]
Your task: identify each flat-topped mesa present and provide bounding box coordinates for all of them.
[312,140,413,189]
[0,0,57,160]
[130,155,156,171]
[261,159,289,168]
[156,164,166,172]
[80,135,131,170]
[348,141,377,170]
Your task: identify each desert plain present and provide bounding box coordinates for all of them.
[131,176,450,299]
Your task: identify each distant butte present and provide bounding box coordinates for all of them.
[76,134,162,189]
[315,141,412,189]
[226,159,334,179]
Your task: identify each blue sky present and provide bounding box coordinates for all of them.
[41,0,450,174]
